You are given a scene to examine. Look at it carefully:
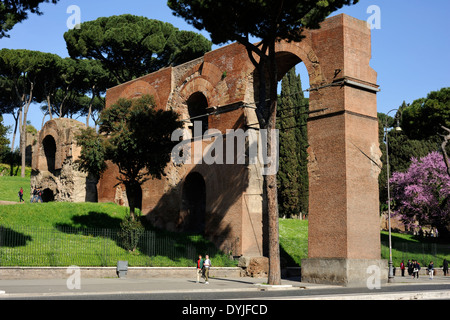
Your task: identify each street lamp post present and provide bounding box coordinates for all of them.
[385,108,401,283]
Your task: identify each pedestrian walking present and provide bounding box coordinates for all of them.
[412,260,420,279]
[37,188,42,203]
[400,260,405,277]
[443,259,448,276]
[427,261,434,279]
[196,254,204,283]
[18,187,24,202]
[31,188,37,203]
[407,259,413,276]
[203,254,211,284]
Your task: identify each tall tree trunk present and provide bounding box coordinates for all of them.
[243,39,281,286]
[46,95,53,120]
[20,86,33,178]
[266,41,281,286]
[10,109,19,152]
[124,180,142,222]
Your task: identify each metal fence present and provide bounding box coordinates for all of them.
[381,241,450,267]
[0,225,221,267]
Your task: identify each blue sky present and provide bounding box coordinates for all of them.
[1,0,449,146]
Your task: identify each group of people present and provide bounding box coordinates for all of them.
[196,254,212,284]
[399,259,449,279]
[19,187,43,203]
[30,187,43,203]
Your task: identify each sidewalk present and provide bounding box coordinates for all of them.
[0,275,332,298]
[1,275,449,299]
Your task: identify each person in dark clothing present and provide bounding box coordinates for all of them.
[31,188,38,203]
[443,259,449,276]
[427,261,434,279]
[412,260,421,279]
[407,259,413,276]
[18,187,24,202]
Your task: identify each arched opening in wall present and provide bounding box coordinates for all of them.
[181,172,206,234]
[275,52,310,222]
[42,135,56,172]
[187,92,209,138]
[42,188,55,203]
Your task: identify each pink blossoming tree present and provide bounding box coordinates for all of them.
[390,151,450,238]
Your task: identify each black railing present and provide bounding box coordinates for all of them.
[0,225,224,267]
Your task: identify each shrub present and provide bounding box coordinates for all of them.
[117,215,145,252]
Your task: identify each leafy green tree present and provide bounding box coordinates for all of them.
[168,0,357,285]
[0,0,59,38]
[390,152,450,238]
[38,58,110,121]
[76,95,183,221]
[277,67,309,218]
[378,110,441,211]
[75,126,107,179]
[74,59,111,127]
[0,48,60,177]
[37,52,61,120]
[0,76,18,150]
[400,87,450,175]
[64,14,212,84]
[0,115,10,162]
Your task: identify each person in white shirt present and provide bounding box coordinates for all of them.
[203,255,211,284]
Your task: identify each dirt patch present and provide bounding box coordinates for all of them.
[0,201,23,205]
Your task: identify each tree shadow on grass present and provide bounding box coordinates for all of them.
[380,232,450,264]
[55,211,123,231]
[137,220,230,266]
[0,227,32,248]
[53,211,225,265]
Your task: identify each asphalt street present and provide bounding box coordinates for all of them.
[1,275,449,319]
[1,274,450,300]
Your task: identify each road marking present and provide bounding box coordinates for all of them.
[244,290,450,300]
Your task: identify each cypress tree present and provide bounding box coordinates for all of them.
[277,67,309,218]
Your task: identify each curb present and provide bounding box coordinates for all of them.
[0,283,305,299]
[296,290,450,300]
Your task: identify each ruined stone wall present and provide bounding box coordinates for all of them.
[31,118,97,203]
[99,41,264,257]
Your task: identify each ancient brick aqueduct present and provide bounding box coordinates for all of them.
[32,14,387,285]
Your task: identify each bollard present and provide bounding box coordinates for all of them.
[117,261,128,278]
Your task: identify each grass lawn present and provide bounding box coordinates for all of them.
[381,231,450,268]
[0,202,236,267]
[0,176,31,203]
[278,219,450,268]
[1,175,448,268]
[279,218,308,267]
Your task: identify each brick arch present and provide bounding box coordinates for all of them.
[119,80,162,109]
[37,128,61,172]
[275,40,326,87]
[179,76,230,108]
[100,14,383,286]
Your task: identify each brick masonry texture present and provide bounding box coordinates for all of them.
[96,14,381,264]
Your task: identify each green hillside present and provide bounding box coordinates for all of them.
[0,202,236,267]
[0,175,31,203]
[0,177,448,268]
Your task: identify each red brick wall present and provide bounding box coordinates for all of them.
[98,14,381,260]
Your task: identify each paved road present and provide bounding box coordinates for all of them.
[1,275,449,300]
[1,275,449,319]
